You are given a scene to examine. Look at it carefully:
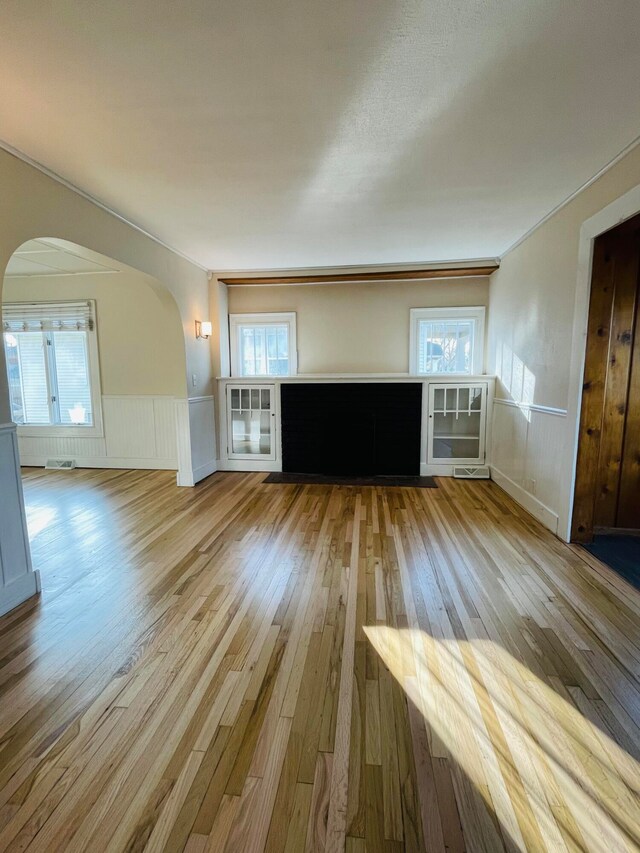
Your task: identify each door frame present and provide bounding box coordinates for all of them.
[565,183,640,541]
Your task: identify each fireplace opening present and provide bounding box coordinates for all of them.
[280,383,422,476]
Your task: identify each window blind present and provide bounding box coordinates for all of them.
[2,301,95,332]
[15,333,50,423]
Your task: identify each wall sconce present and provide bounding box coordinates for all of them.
[195,320,212,339]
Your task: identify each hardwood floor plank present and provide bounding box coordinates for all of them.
[0,468,635,852]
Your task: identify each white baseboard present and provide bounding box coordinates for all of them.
[0,569,41,618]
[20,456,177,471]
[490,465,559,535]
[218,459,281,472]
[421,462,489,476]
[176,458,218,487]
[193,459,218,483]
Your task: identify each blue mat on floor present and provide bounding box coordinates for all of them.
[584,535,640,591]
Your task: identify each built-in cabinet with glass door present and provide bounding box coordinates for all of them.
[220,378,491,474]
[226,384,276,461]
[427,382,487,465]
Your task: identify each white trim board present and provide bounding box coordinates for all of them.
[0,571,40,618]
[0,422,40,616]
[177,458,218,486]
[491,465,559,535]
[493,398,567,417]
[19,456,177,470]
[229,312,298,378]
[409,306,485,377]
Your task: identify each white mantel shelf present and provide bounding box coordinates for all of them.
[218,373,495,383]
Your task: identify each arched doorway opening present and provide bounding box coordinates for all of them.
[0,237,215,615]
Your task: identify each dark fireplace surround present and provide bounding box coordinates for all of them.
[280,382,422,476]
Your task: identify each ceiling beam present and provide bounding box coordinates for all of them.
[219,264,499,285]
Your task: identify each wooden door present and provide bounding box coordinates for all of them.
[572,212,640,540]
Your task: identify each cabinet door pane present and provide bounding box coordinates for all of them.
[231,408,272,455]
[433,411,480,439]
[433,437,480,459]
[430,383,485,462]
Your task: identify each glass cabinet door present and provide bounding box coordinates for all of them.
[428,383,486,463]
[227,384,276,459]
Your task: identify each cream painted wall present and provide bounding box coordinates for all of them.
[3,270,186,397]
[0,147,213,424]
[487,143,640,538]
[489,144,640,409]
[226,277,490,374]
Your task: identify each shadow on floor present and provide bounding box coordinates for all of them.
[583,535,640,591]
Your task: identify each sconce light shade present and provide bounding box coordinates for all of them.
[195,320,212,339]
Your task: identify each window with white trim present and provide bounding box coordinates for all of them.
[2,301,102,433]
[229,312,297,377]
[409,307,485,376]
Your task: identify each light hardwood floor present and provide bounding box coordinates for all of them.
[0,469,639,852]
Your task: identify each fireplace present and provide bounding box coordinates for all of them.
[280,382,422,476]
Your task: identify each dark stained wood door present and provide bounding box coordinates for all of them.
[618,295,640,528]
[572,212,640,540]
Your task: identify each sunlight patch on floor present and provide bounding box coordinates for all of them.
[364,626,640,852]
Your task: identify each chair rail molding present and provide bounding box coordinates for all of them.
[0,422,40,616]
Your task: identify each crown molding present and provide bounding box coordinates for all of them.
[500,133,640,260]
[0,138,207,272]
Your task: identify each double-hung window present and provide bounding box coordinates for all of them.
[229,312,297,377]
[2,301,103,435]
[409,307,485,376]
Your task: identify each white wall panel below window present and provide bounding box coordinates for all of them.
[16,395,178,469]
[103,396,158,458]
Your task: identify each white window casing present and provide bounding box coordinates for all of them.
[2,300,104,437]
[409,306,485,376]
[229,312,297,377]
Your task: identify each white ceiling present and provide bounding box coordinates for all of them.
[0,1,639,271]
[5,239,121,278]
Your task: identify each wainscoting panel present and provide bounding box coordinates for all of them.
[17,395,178,470]
[175,396,217,486]
[491,399,567,535]
[18,434,107,460]
[154,397,178,460]
[491,400,528,485]
[103,396,158,458]
[188,396,217,481]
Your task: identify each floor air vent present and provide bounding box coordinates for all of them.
[45,458,76,470]
[453,466,490,479]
